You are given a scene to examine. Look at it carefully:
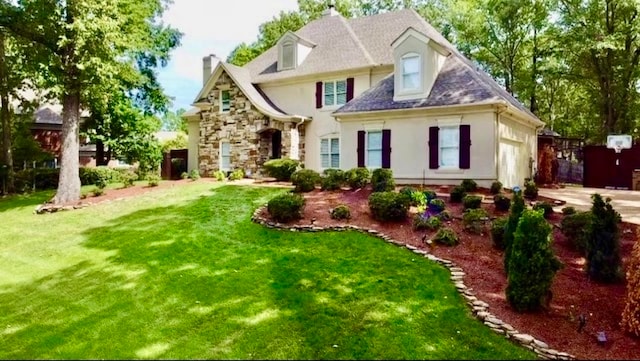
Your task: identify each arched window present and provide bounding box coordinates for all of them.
[282,41,295,69]
[401,53,421,91]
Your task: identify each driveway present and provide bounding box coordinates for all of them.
[539,187,640,225]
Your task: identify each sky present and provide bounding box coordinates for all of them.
[158,0,300,113]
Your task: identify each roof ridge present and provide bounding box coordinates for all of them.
[336,15,376,65]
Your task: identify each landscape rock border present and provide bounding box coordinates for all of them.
[252,205,576,360]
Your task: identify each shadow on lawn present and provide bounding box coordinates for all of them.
[0,185,534,360]
[0,191,53,213]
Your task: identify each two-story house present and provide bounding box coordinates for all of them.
[183,6,544,188]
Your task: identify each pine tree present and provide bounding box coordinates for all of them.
[586,194,622,283]
[503,190,525,274]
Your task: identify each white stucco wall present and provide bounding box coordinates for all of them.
[187,118,199,172]
[339,110,498,186]
[498,114,538,189]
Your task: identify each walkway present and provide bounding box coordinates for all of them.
[539,186,640,225]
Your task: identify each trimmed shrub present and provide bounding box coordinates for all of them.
[263,158,300,181]
[189,169,200,181]
[331,204,351,220]
[181,171,189,179]
[433,227,459,246]
[490,181,503,195]
[321,169,345,191]
[267,193,305,223]
[345,167,370,190]
[462,208,489,234]
[413,213,442,231]
[463,195,482,210]
[428,198,446,213]
[493,194,511,212]
[368,191,410,222]
[79,167,123,186]
[122,171,138,188]
[561,206,576,216]
[437,210,452,221]
[533,201,554,219]
[561,211,592,253]
[147,175,160,187]
[371,168,395,192]
[92,188,105,197]
[491,217,508,250]
[586,194,623,283]
[621,237,640,336]
[229,169,245,181]
[214,170,226,181]
[291,169,320,192]
[423,190,437,203]
[449,185,466,203]
[524,179,538,199]
[506,209,563,312]
[504,191,526,273]
[399,186,416,199]
[461,179,478,192]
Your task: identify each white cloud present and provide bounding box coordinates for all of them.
[158,0,300,110]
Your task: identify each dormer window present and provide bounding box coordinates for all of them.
[276,31,315,72]
[401,53,421,91]
[281,41,295,70]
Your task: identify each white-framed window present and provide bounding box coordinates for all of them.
[220,90,230,113]
[320,137,339,169]
[282,41,295,69]
[220,141,231,171]
[401,53,421,91]
[324,80,347,107]
[367,130,382,168]
[439,126,459,168]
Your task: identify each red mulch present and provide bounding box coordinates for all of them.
[259,185,640,360]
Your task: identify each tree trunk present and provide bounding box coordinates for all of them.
[53,89,81,204]
[96,139,107,166]
[530,27,538,115]
[0,31,13,193]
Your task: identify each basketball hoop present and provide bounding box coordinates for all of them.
[607,135,632,154]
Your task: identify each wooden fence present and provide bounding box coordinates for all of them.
[583,145,640,189]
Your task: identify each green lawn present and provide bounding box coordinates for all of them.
[0,182,535,359]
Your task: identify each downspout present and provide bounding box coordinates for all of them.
[294,117,307,163]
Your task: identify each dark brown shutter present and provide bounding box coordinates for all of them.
[357,131,365,167]
[428,126,439,169]
[346,77,355,102]
[382,129,391,169]
[460,124,471,169]
[315,81,323,109]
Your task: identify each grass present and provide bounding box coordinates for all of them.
[0,183,535,359]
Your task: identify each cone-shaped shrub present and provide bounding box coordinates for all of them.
[586,194,623,283]
[621,234,640,336]
[506,209,563,312]
[503,191,525,273]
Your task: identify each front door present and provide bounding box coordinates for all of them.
[272,130,282,159]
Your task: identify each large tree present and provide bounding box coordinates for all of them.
[0,0,180,203]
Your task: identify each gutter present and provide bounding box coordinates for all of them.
[333,100,506,119]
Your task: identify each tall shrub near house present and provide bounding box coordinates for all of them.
[586,194,623,283]
[503,191,525,273]
[621,235,640,336]
[506,209,563,312]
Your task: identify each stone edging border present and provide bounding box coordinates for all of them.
[251,205,576,361]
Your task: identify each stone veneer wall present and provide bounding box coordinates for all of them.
[198,70,305,177]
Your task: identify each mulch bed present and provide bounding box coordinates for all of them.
[258,185,640,360]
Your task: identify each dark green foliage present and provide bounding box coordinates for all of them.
[399,186,416,198]
[437,210,452,221]
[562,206,576,216]
[491,217,509,250]
[490,181,503,195]
[560,211,592,253]
[504,191,526,273]
[371,168,395,192]
[429,198,446,213]
[189,169,200,181]
[330,204,351,220]
[463,195,482,210]
[229,169,244,181]
[345,167,370,190]
[147,175,160,187]
[321,169,345,191]
[267,193,306,223]
[433,227,459,246]
[524,180,538,199]
[291,169,320,192]
[13,168,60,192]
[413,214,442,231]
[533,201,554,219]
[368,191,410,222]
[79,167,124,186]
[462,208,489,234]
[423,190,437,202]
[450,185,466,203]
[586,194,623,283]
[461,179,478,192]
[263,158,300,181]
[506,210,563,312]
[493,194,511,212]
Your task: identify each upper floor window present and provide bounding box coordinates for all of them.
[324,80,347,107]
[220,90,230,112]
[282,41,295,69]
[401,53,421,91]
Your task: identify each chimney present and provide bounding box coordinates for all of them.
[202,54,219,85]
[322,0,338,17]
